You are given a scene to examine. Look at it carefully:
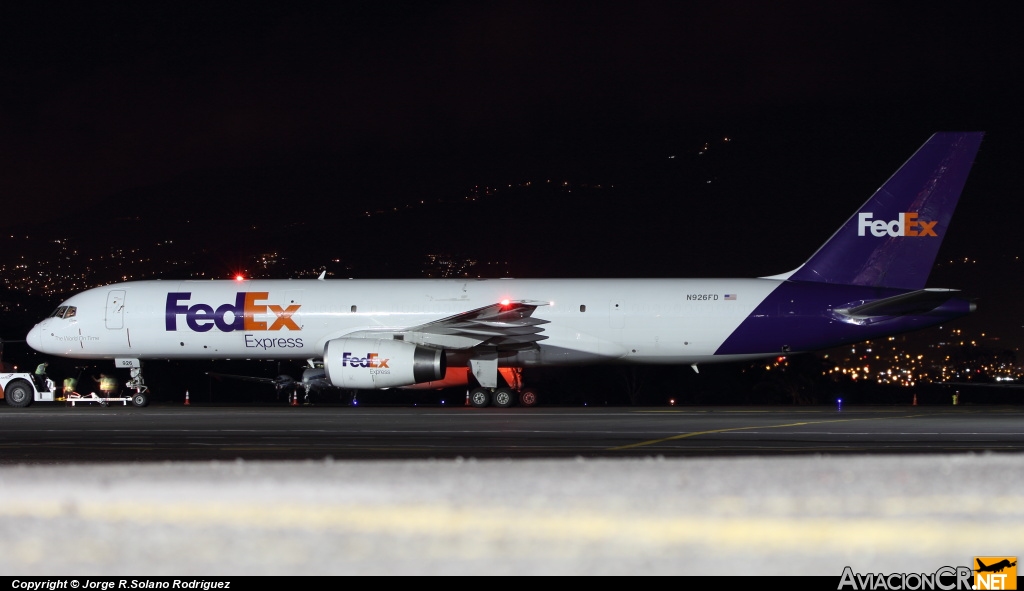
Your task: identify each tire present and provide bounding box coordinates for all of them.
[469,387,490,408]
[518,388,538,407]
[132,392,149,407]
[492,387,515,408]
[4,380,34,408]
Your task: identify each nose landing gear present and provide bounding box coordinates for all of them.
[125,366,149,407]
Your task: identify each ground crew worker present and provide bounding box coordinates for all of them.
[34,362,49,391]
[93,373,118,397]
[63,376,78,396]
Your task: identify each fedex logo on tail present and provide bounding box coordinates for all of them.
[342,352,390,369]
[166,292,301,332]
[858,212,938,237]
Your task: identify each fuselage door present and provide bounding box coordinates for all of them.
[105,290,126,330]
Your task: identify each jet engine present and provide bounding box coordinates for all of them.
[323,338,446,389]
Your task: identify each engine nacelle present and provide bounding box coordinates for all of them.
[323,338,446,389]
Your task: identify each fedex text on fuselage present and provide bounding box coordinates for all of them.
[165,292,301,332]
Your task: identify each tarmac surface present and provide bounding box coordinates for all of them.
[1,403,1022,577]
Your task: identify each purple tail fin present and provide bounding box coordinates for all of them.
[785,132,984,290]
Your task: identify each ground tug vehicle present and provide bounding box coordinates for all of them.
[1,369,149,407]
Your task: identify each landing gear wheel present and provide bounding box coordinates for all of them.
[132,392,149,407]
[469,387,491,408]
[518,388,538,407]
[4,380,33,408]
[492,387,515,408]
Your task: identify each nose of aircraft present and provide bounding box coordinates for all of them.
[25,322,44,353]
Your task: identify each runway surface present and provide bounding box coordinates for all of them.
[1,402,1022,576]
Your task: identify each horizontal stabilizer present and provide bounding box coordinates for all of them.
[835,288,964,319]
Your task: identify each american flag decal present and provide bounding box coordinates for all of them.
[724,294,736,300]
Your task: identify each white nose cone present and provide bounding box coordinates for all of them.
[26,323,45,353]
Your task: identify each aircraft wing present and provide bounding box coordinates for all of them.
[344,300,550,350]
[206,372,294,389]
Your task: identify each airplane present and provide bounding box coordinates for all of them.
[975,558,1016,573]
[25,132,984,408]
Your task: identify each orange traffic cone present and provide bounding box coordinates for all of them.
[291,391,299,406]
[912,393,917,406]
[184,390,190,406]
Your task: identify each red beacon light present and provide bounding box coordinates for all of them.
[234,274,246,282]
[500,299,511,307]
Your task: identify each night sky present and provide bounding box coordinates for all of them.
[2,3,1022,346]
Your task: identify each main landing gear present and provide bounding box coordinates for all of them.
[467,386,539,408]
[465,366,539,408]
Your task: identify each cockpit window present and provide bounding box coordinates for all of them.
[48,306,76,319]
[64,306,77,318]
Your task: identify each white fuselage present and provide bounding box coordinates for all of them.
[26,277,783,366]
